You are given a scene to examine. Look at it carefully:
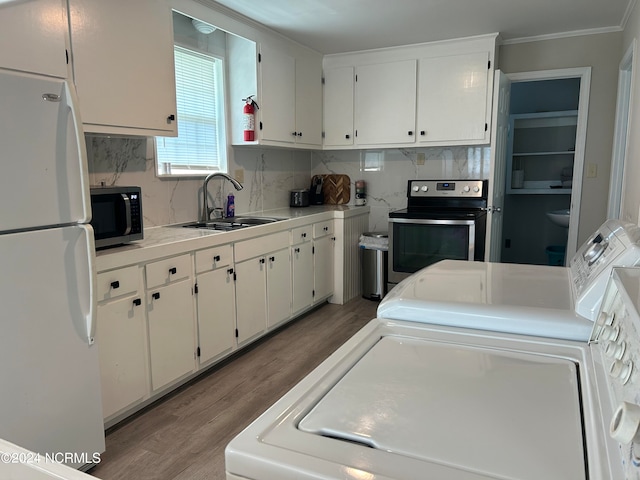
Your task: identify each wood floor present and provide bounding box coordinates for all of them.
[89,297,378,480]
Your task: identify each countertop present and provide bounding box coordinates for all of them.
[95,205,369,272]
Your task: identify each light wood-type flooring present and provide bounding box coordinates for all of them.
[89,296,378,480]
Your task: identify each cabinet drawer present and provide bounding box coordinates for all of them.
[195,244,233,274]
[291,225,312,244]
[97,265,139,302]
[235,231,289,263]
[146,254,191,289]
[313,220,334,239]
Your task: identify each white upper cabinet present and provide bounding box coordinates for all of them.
[354,60,417,145]
[258,44,296,144]
[255,43,323,148]
[417,52,491,144]
[68,0,177,136]
[0,0,69,78]
[294,53,323,147]
[323,66,355,147]
[323,34,497,150]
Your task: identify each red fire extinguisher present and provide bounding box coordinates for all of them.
[242,95,259,141]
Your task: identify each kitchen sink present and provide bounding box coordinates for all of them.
[178,216,284,231]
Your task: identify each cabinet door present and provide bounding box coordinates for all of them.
[294,53,323,146]
[323,66,355,147]
[355,60,417,145]
[97,295,147,419]
[235,257,267,344]
[266,248,291,328]
[196,268,236,364]
[292,243,314,314]
[147,279,196,391]
[0,0,68,78]
[259,45,295,143]
[69,0,177,135]
[417,52,490,144]
[314,235,335,302]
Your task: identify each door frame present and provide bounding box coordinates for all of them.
[608,40,636,220]
[505,67,591,262]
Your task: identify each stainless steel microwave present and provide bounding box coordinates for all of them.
[90,186,143,249]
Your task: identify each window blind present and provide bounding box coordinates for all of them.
[156,45,226,174]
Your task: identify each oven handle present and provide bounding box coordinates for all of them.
[389,217,477,226]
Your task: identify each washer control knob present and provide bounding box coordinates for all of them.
[605,341,626,360]
[610,360,633,384]
[600,325,620,342]
[412,185,420,192]
[463,185,470,192]
[611,402,640,443]
[421,185,428,192]
[473,185,480,193]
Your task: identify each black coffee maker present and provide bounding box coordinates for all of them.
[310,175,324,205]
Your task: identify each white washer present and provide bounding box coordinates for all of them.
[378,219,640,341]
[225,268,640,479]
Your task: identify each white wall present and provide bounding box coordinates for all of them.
[622,4,640,224]
[499,32,622,242]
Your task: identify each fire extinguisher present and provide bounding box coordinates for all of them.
[242,95,259,141]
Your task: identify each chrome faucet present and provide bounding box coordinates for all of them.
[201,172,244,222]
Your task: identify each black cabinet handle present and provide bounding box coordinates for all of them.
[294,247,300,253]
[297,132,302,137]
[110,280,120,289]
[259,258,265,264]
[292,131,298,137]
[167,114,175,122]
[408,131,414,136]
[302,233,307,238]
[169,267,177,275]
[227,268,234,275]
[214,255,221,262]
[133,298,141,307]
[420,130,426,136]
[269,256,275,262]
[323,226,329,231]
[152,292,160,300]
[345,134,350,139]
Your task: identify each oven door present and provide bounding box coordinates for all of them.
[388,217,476,285]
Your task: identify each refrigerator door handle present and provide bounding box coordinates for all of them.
[82,224,98,345]
[65,81,92,224]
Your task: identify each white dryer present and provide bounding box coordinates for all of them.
[377,219,640,341]
[226,268,640,479]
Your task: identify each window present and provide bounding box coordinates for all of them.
[155,45,227,176]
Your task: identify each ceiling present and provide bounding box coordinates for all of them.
[211,0,634,54]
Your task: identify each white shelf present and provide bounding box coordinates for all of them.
[513,151,575,157]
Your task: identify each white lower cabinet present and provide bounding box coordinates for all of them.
[291,225,314,315]
[146,255,196,392]
[313,221,335,302]
[234,231,291,344]
[266,248,292,328]
[96,266,147,421]
[195,245,236,365]
[234,256,268,344]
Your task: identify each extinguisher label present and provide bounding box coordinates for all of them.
[243,113,254,131]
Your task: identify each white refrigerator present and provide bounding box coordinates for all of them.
[0,68,105,468]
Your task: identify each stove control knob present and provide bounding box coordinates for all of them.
[473,185,480,193]
[412,185,419,192]
[605,340,626,360]
[421,185,429,192]
[610,402,640,443]
[610,360,633,384]
[463,185,470,192]
[600,325,620,342]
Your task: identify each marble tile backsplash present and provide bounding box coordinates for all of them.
[86,136,490,231]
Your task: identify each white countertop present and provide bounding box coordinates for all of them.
[95,205,369,272]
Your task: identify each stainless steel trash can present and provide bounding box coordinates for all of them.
[360,232,388,301]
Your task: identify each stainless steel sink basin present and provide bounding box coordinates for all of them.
[178,216,284,231]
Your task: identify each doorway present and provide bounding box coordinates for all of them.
[495,68,590,266]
